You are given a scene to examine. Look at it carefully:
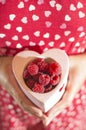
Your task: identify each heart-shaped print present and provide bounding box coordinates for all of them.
[32,15,39,21]
[60,23,67,29]
[38,40,45,46]
[77,26,84,31]
[21,17,28,24]
[77,2,83,9]
[43,33,50,38]
[0,33,6,38]
[9,14,16,21]
[79,11,85,18]
[45,21,52,28]
[70,4,76,11]
[64,31,71,36]
[29,4,36,11]
[49,0,56,7]
[18,1,24,8]
[12,49,69,112]
[16,27,22,32]
[48,41,54,47]
[5,41,11,46]
[34,31,40,37]
[56,3,62,11]
[44,11,51,17]
[12,35,18,41]
[4,23,11,30]
[22,35,29,40]
[55,34,61,40]
[65,15,71,21]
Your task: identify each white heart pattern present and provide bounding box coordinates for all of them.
[49,0,56,7]
[56,3,62,11]
[22,35,29,40]
[29,5,36,11]
[32,15,39,21]
[77,2,83,9]
[44,11,51,17]
[21,17,28,24]
[65,15,71,21]
[55,34,61,40]
[9,14,16,21]
[79,11,85,18]
[60,23,67,29]
[16,27,22,32]
[18,1,24,8]
[43,33,50,38]
[5,41,11,46]
[70,4,76,11]
[64,31,71,36]
[34,31,40,37]
[0,33,6,38]
[4,23,11,30]
[45,21,52,28]
[39,40,45,46]
[12,35,18,41]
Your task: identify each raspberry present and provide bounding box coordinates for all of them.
[50,75,60,86]
[39,74,50,86]
[23,69,30,80]
[49,62,62,75]
[26,79,35,89]
[34,58,48,72]
[33,72,41,82]
[27,63,39,76]
[32,83,45,93]
[45,84,52,93]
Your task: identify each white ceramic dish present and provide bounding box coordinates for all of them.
[12,48,69,112]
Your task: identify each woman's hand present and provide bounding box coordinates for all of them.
[42,53,86,126]
[0,56,47,120]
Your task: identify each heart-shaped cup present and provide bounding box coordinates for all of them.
[12,49,69,112]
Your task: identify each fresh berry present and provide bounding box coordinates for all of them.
[32,83,45,93]
[50,75,60,86]
[26,79,35,89]
[34,58,48,72]
[33,72,41,82]
[23,69,30,80]
[49,62,62,75]
[39,74,50,86]
[27,63,39,76]
[45,84,52,93]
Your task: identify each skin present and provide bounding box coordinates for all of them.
[0,53,86,126]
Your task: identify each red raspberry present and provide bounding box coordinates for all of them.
[26,79,35,89]
[45,84,52,93]
[32,83,45,93]
[50,75,60,86]
[49,62,62,75]
[33,72,41,82]
[39,74,50,86]
[23,69,31,80]
[27,63,39,76]
[34,58,48,72]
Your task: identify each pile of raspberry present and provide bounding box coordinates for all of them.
[23,58,62,93]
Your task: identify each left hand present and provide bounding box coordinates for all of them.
[42,53,86,126]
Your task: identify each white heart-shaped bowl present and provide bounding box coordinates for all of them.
[12,48,69,112]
